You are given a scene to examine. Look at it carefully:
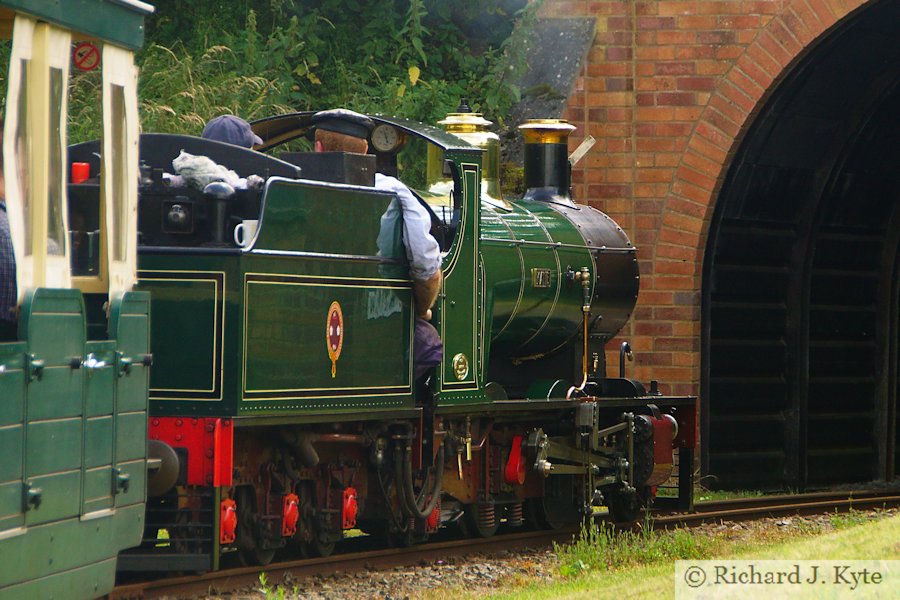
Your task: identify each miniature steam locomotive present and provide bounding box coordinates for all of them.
[68,108,696,571]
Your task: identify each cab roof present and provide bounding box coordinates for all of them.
[251,111,478,154]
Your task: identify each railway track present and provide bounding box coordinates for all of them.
[109,491,900,599]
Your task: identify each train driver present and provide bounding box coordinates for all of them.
[311,109,443,378]
[201,114,263,148]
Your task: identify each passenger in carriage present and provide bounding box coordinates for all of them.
[312,109,443,378]
[0,120,17,337]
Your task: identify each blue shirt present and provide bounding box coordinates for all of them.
[374,174,442,281]
[0,200,17,324]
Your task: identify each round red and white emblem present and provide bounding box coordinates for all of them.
[326,301,344,378]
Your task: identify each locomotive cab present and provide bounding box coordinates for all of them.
[68,134,302,250]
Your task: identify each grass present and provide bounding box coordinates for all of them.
[254,508,898,599]
[693,488,766,503]
[828,508,874,530]
[655,483,768,503]
[554,520,713,577]
[471,511,900,599]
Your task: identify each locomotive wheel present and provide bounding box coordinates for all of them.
[526,475,581,530]
[606,486,649,524]
[389,525,417,548]
[300,535,336,558]
[235,487,276,566]
[296,482,335,558]
[461,502,499,538]
[241,542,276,566]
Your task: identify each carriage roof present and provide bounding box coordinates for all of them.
[0,0,153,48]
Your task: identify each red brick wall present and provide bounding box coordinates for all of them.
[537,0,871,395]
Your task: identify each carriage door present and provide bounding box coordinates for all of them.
[3,15,87,528]
[80,41,143,514]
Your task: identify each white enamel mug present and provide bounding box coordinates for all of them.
[234,219,259,247]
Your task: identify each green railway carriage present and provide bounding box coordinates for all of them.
[68,109,695,570]
[0,1,153,599]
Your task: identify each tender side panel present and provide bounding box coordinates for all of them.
[138,265,229,415]
[239,178,415,414]
[240,274,413,410]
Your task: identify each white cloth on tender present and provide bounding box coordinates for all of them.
[171,150,263,190]
[162,173,185,187]
[375,173,441,281]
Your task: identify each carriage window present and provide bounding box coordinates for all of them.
[109,83,127,262]
[47,66,65,255]
[15,58,31,256]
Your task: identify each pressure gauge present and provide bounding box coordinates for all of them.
[370,124,403,153]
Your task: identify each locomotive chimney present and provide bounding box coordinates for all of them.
[518,119,576,200]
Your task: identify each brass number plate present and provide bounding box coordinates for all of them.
[531,268,551,288]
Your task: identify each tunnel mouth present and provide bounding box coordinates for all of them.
[702,0,900,491]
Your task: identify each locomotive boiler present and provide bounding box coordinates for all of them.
[68,109,695,571]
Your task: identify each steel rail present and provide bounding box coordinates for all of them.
[652,493,900,528]
[692,489,900,513]
[109,529,578,600]
[108,491,900,599]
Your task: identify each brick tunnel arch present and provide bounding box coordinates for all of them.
[669,0,900,490]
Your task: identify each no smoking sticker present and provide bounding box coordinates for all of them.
[72,42,100,71]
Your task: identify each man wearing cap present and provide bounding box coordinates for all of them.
[202,114,263,148]
[312,109,443,378]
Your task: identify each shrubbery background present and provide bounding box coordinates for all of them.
[62,0,537,142]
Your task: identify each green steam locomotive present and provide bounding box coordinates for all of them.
[68,107,696,571]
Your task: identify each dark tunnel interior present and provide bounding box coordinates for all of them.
[702,0,900,490]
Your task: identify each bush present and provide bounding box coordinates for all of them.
[130,0,539,138]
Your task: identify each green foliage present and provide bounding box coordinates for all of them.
[828,509,870,530]
[258,572,287,600]
[138,42,293,137]
[1,2,539,143]
[693,487,766,503]
[555,521,713,577]
[129,0,538,137]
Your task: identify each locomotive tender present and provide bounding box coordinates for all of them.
[71,109,696,571]
[0,1,153,598]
